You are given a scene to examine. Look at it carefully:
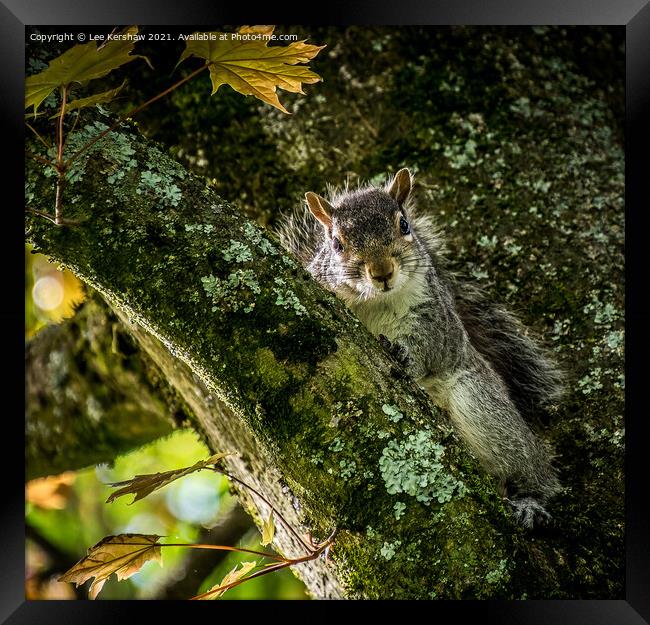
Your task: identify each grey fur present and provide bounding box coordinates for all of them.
[276,169,563,528]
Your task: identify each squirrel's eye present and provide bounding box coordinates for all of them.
[399,216,410,235]
[332,237,344,253]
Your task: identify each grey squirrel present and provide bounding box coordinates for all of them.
[276,168,563,528]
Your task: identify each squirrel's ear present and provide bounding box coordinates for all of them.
[387,168,412,205]
[305,192,334,228]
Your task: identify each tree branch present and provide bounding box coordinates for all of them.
[26,294,183,480]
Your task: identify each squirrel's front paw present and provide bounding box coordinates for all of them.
[505,496,552,530]
[378,335,414,369]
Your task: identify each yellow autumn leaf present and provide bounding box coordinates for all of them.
[198,561,257,600]
[58,534,162,599]
[106,451,232,504]
[25,25,149,112]
[178,26,325,113]
[25,472,76,510]
[238,25,275,36]
[260,512,275,546]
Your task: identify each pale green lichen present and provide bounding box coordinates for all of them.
[339,459,357,480]
[272,277,307,316]
[243,222,279,256]
[222,240,253,263]
[393,501,406,519]
[137,170,182,206]
[185,223,215,234]
[380,540,401,561]
[201,270,261,313]
[485,559,510,585]
[583,292,619,325]
[577,368,604,395]
[64,120,137,185]
[382,403,403,422]
[379,429,466,505]
[281,255,298,268]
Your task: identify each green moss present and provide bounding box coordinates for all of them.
[253,347,290,390]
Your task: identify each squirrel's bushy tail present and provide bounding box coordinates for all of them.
[454,281,564,415]
[275,205,322,264]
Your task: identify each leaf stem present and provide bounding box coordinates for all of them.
[54,85,69,225]
[26,122,52,150]
[158,542,286,562]
[214,468,314,552]
[189,535,336,600]
[64,63,209,167]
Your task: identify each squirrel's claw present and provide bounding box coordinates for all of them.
[379,335,414,369]
[505,496,552,529]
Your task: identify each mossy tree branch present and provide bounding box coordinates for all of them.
[26,294,182,480]
[25,113,573,599]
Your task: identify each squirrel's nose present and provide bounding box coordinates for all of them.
[370,270,393,282]
[367,259,396,288]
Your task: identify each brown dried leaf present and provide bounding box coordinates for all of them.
[26,472,76,510]
[58,534,162,599]
[106,452,232,504]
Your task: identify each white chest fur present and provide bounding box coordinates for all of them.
[349,271,429,341]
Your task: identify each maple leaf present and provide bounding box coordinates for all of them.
[106,452,232,504]
[260,512,275,547]
[25,25,149,112]
[58,534,162,599]
[197,561,257,599]
[178,26,325,113]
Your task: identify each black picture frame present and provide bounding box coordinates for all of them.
[5,1,649,622]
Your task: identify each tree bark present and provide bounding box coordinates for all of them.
[23,113,600,599]
[26,295,179,480]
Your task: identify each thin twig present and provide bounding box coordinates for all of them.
[25,206,78,226]
[190,561,292,600]
[54,85,69,225]
[65,64,209,167]
[56,85,68,163]
[26,122,52,150]
[189,534,336,600]
[26,151,54,167]
[214,467,314,552]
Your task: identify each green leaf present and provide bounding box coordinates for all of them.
[25,25,149,113]
[198,561,257,599]
[260,512,275,546]
[49,80,127,118]
[177,25,325,113]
